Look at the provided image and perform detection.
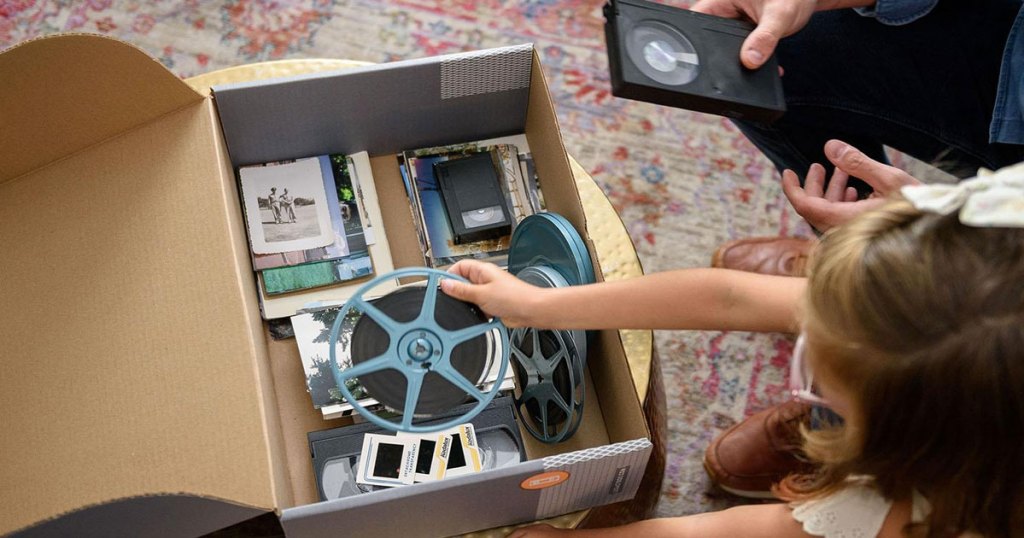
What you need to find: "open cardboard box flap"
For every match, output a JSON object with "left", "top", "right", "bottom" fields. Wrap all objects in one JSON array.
[{"left": 0, "top": 34, "right": 285, "bottom": 535}]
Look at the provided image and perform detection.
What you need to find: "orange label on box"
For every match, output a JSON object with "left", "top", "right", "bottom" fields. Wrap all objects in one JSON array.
[{"left": 520, "top": 471, "right": 570, "bottom": 490}]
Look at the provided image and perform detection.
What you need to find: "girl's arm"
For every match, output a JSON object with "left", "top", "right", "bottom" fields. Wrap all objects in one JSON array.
[
  {"left": 507, "top": 504, "right": 814, "bottom": 538},
  {"left": 506, "top": 497, "right": 914, "bottom": 538},
  {"left": 442, "top": 260, "right": 804, "bottom": 333}
]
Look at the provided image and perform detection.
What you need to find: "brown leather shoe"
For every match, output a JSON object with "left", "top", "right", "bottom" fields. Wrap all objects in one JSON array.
[
  {"left": 703, "top": 400, "right": 817, "bottom": 499},
  {"left": 711, "top": 237, "right": 815, "bottom": 277}
]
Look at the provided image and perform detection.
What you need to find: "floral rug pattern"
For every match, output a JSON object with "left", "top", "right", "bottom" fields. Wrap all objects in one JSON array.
[{"left": 2, "top": 0, "right": 814, "bottom": 517}]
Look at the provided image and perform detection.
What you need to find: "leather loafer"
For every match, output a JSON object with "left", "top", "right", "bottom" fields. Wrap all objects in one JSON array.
[
  {"left": 711, "top": 237, "right": 815, "bottom": 277},
  {"left": 703, "top": 400, "right": 817, "bottom": 499}
]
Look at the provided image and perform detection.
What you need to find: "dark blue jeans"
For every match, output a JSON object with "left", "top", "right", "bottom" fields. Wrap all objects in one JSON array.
[
  {"left": 742, "top": 0, "right": 1024, "bottom": 426},
  {"left": 735, "top": 0, "right": 1024, "bottom": 196}
]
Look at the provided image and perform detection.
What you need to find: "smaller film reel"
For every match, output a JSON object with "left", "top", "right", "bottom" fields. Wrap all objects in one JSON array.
[
  {"left": 507, "top": 213, "right": 595, "bottom": 443},
  {"left": 329, "top": 267, "right": 509, "bottom": 433},
  {"left": 510, "top": 326, "right": 585, "bottom": 444},
  {"left": 514, "top": 265, "right": 587, "bottom": 377}
]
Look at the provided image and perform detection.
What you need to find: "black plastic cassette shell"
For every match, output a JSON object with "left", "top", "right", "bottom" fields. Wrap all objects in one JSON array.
[
  {"left": 434, "top": 153, "right": 513, "bottom": 245},
  {"left": 308, "top": 396, "right": 524, "bottom": 502},
  {"left": 604, "top": 0, "right": 785, "bottom": 123}
]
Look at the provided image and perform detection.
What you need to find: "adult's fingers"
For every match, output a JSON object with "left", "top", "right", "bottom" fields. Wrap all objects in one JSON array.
[
  {"left": 824, "top": 139, "right": 919, "bottom": 193},
  {"left": 804, "top": 163, "right": 826, "bottom": 198},
  {"left": 781, "top": 168, "right": 807, "bottom": 209},
  {"left": 689, "top": 0, "right": 739, "bottom": 17},
  {"left": 824, "top": 167, "right": 849, "bottom": 202},
  {"left": 741, "top": 4, "right": 794, "bottom": 69}
]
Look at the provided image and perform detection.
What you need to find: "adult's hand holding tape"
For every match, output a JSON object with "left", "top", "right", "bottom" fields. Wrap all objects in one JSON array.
[{"left": 689, "top": 0, "right": 875, "bottom": 69}]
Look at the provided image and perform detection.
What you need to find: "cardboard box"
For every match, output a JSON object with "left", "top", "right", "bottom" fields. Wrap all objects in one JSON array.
[{"left": 0, "top": 34, "right": 651, "bottom": 537}]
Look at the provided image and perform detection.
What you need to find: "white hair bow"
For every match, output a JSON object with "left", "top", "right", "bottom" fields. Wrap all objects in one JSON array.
[{"left": 901, "top": 161, "right": 1024, "bottom": 227}]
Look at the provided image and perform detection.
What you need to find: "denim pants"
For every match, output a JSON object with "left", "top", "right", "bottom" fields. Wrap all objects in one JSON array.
[{"left": 734, "top": 0, "right": 1024, "bottom": 196}]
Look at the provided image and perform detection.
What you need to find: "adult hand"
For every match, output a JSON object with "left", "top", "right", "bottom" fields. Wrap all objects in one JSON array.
[
  {"left": 782, "top": 139, "right": 922, "bottom": 231},
  {"left": 441, "top": 260, "right": 543, "bottom": 328},
  {"left": 690, "top": 0, "right": 819, "bottom": 69}
]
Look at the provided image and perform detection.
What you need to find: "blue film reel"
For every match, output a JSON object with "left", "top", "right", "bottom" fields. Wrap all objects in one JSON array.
[
  {"left": 328, "top": 267, "right": 509, "bottom": 433},
  {"left": 510, "top": 326, "right": 585, "bottom": 444},
  {"left": 506, "top": 212, "right": 595, "bottom": 443},
  {"left": 508, "top": 212, "right": 595, "bottom": 289},
  {"left": 514, "top": 265, "right": 587, "bottom": 377}
]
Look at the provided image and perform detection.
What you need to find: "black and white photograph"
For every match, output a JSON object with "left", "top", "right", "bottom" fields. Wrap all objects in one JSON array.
[{"left": 240, "top": 157, "right": 335, "bottom": 255}]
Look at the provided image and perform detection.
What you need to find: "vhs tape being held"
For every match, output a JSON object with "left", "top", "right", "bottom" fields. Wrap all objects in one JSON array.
[
  {"left": 309, "top": 396, "right": 524, "bottom": 502},
  {"left": 604, "top": 0, "right": 785, "bottom": 123}
]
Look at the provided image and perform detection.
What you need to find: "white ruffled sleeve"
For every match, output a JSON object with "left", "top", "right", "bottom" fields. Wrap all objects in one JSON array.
[{"left": 790, "top": 483, "right": 893, "bottom": 538}]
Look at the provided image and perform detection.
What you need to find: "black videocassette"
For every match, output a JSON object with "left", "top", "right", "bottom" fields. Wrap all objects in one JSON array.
[
  {"left": 308, "top": 396, "right": 525, "bottom": 502},
  {"left": 434, "top": 152, "right": 513, "bottom": 245},
  {"left": 604, "top": 0, "right": 785, "bottom": 123}
]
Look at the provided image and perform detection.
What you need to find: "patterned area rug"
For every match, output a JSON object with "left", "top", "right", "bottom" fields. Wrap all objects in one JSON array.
[{"left": 2, "top": 0, "right": 815, "bottom": 519}]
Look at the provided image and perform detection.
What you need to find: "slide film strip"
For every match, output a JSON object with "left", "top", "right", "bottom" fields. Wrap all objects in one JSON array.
[{"left": 309, "top": 395, "right": 524, "bottom": 501}]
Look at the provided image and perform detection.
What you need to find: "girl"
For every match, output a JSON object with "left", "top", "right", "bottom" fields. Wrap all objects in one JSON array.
[{"left": 441, "top": 175, "right": 1024, "bottom": 537}]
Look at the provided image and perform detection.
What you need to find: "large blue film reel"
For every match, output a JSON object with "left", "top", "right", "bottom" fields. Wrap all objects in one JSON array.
[{"left": 328, "top": 267, "right": 509, "bottom": 433}]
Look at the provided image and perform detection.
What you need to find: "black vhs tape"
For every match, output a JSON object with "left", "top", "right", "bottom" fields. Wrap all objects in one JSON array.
[
  {"left": 309, "top": 396, "right": 524, "bottom": 502},
  {"left": 434, "top": 152, "right": 513, "bottom": 245},
  {"left": 604, "top": 0, "right": 785, "bottom": 123}
]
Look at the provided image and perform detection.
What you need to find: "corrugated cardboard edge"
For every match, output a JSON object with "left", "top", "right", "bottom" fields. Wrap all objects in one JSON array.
[
  {"left": 0, "top": 33, "right": 203, "bottom": 183},
  {"left": 524, "top": 51, "right": 587, "bottom": 236},
  {"left": 205, "top": 100, "right": 296, "bottom": 511}
]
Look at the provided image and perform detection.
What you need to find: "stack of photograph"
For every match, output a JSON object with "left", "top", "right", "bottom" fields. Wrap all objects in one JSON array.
[
  {"left": 397, "top": 134, "right": 544, "bottom": 270},
  {"left": 244, "top": 136, "right": 543, "bottom": 421},
  {"left": 238, "top": 152, "right": 396, "bottom": 320}
]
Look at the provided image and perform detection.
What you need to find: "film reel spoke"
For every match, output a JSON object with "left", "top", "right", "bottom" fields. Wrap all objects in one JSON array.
[
  {"left": 538, "top": 399, "right": 552, "bottom": 434},
  {"left": 338, "top": 354, "right": 395, "bottom": 382},
  {"left": 400, "top": 370, "right": 426, "bottom": 428},
  {"left": 436, "top": 366, "right": 487, "bottom": 402},
  {"left": 509, "top": 345, "right": 528, "bottom": 365},
  {"left": 530, "top": 327, "right": 542, "bottom": 361},
  {"left": 351, "top": 297, "right": 401, "bottom": 334},
  {"left": 415, "top": 273, "right": 442, "bottom": 325},
  {"left": 551, "top": 387, "right": 572, "bottom": 415},
  {"left": 448, "top": 319, "right": 502, "bottom": 346}
]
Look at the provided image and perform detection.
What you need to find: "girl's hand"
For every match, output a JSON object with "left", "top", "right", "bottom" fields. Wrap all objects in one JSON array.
[{"left": 441, "top": 260, "right": 545, "bottom": 328}]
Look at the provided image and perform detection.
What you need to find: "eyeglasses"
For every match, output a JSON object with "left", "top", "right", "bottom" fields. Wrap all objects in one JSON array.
[{"left": 789, "top": 334, "right": 830, "bottom": 407}]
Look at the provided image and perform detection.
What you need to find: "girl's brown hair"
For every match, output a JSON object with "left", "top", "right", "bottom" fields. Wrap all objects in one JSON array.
[{"left": 778, "top": 200, "right": 1024, "bottom": 537}]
